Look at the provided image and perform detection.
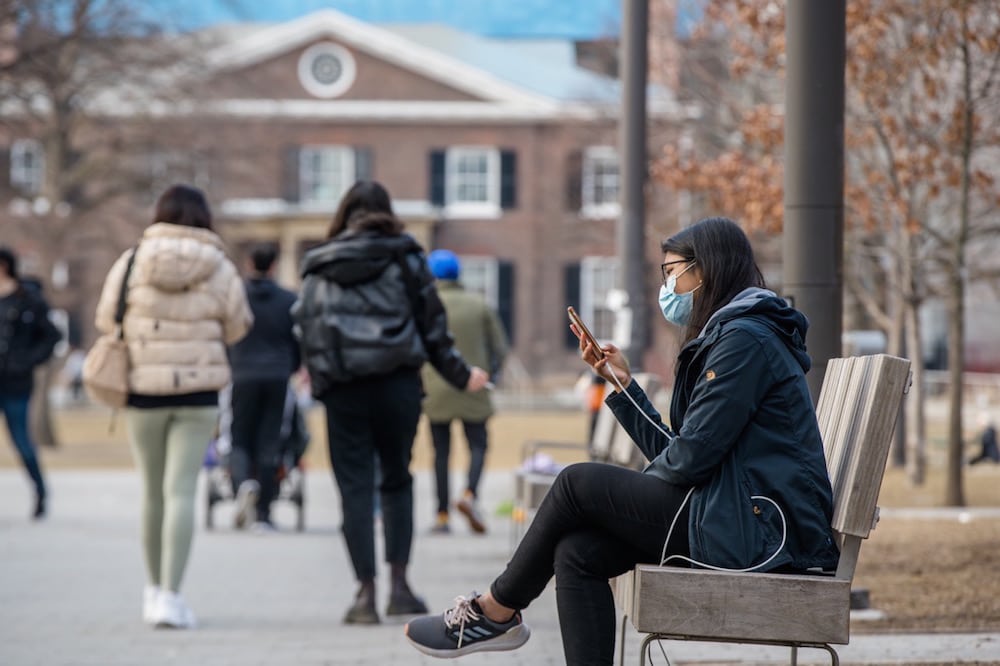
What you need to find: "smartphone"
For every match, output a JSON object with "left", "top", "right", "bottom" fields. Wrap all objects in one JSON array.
[{"left": 567, "top": 306, "right": 605, "bottom": 359}]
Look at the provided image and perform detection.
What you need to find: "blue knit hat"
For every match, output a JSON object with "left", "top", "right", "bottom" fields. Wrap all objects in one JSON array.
[{"left": 428, "top": 249, "right": 460, "bottom": 280}]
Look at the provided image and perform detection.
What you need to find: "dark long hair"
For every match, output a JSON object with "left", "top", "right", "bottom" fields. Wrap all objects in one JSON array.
[
  {"left": 661, "top": 217, "right": 766, "bottom": 345},
  {"left": 327, "top": 180, "right": 403, "bottom": 239},
  {"left": 154, "top": 184, "right": 213, "bottom": 230}
]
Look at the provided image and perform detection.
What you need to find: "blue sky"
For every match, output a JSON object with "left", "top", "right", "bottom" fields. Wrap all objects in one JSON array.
[{"left": 148, "top": 0, "right": 624, "bottom": 39}]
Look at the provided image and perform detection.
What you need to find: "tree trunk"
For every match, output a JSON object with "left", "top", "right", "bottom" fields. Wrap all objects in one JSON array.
[
  {"left": 944, "top": 9, "right": 975, "bottom": 507},
  {"left": 904, "top": 296, "right": 926, "bottom": 485},
  {"left": 887, "top": 247, "right": 906, "bottom": 468},
  {"left": 944, "top": 278, "right": 965, "bottom": 506}
]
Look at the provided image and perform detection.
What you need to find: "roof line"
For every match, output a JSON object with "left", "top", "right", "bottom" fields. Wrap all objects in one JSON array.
[{"left": 205, "top": 9, "right": 557, "bottom": 108}]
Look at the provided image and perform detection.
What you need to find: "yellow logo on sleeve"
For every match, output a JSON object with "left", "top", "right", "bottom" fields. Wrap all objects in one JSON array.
[{"left": 705, "top": 369, "right": 716, "bottom": 381}]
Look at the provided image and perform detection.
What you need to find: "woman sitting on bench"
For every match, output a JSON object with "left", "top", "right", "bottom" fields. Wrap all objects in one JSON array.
[{"left": 405, "top": 217, "right": 840, "bottom": 665}]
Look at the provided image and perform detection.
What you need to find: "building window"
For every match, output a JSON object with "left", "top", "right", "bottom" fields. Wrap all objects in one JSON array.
[
  {"left": 299, "top": 146, "right": 355, "bottom": 207},
  {"left": 297, "top": 42, "right": 357, "bottom": 99},
  {"left": 450, "top": 254, "right": 515, "bottom": 344},
  {"left": 580, "top": 256, "right": 619, "bottom": 340},
  {"left": 10, "top": 139, "right": 44, "bottom": 195},
  {"left": 445, "top": 146, "right": 500, "bottom": 217},
  {"left": 458, "top": 256, "right": 500, "bottom": 309},
  {"left": 581, "top": 146, "right": 620, "bottom": 218}
]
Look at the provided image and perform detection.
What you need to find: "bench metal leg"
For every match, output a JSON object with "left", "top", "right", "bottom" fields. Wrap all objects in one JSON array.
[
  {"left": 637, "top": 634, "right": 838, "bottom": 666},
  {"left": 618, "top": 613, "right": 628, "bottom": 666},
  {"left": 638, "top": 633, "right": 657, "bottom": 666}
]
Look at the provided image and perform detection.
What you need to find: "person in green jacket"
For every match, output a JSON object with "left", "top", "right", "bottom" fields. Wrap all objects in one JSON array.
[{"left": 422, "top": 250, "right": 508, "bottom": 535}]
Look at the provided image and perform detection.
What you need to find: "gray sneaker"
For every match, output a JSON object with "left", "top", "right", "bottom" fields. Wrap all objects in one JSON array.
[{"left": 404, "top": 594, "right": 530, "bottom": 658}]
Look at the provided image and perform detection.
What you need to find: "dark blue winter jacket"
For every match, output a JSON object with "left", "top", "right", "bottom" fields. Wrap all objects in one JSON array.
[
  {"left": 607, "top": 288, "right": 840, "bottom": 572},
  {"left": 228, "top": 277, "right": 300, "bottom": 383}
]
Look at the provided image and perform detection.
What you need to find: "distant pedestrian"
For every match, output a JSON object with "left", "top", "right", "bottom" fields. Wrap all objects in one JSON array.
[
  {"left": 227, "top": 243, "right": 301, "bottom": 531},
  {"left": 0, "top": 245, "right": 61, "bottom": 520},
  {"left": 422, "top": 249, "right": 508, "bottom": 535},
  {"left": 94, "top": 184, "right": 251, "bottom": 629},
  {"left": 292, "top": 180, "right": 490, "bottom": 625},
  {"left": 969, "top": 422, "right": 999, "bottom": 465}
]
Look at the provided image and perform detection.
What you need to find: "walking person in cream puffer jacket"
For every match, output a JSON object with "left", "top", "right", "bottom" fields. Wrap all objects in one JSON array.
[{"left": 94, "top": 184, "right": 252, "bottom": 629}]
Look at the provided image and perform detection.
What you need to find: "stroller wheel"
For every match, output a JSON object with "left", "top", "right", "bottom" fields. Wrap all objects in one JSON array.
[{"left": 205, "top": 494, "right": 215, "bottom": 530}]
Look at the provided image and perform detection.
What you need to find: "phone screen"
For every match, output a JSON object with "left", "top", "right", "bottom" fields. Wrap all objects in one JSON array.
[{"left": 567, "top": 306, "right": 605, "bottom": 358}]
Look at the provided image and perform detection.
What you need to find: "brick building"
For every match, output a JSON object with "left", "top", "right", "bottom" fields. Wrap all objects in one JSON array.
[{"left": 3, "top": 9, "right": 688, "bottom": 381}]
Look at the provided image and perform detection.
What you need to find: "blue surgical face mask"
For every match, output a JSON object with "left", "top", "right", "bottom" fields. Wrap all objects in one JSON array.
[{"left": 658, "top": 263, "right": 698, "bottom": 327}]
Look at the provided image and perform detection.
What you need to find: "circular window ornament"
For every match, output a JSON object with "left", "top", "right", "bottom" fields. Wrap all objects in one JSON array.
[{"left": 297, "top": 42, "right": 356, "bottom": 99}]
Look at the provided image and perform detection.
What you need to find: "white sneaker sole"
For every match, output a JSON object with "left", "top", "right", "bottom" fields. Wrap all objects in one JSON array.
[{"left": 406, "top": 623, "right": 530, "bottom": 658}]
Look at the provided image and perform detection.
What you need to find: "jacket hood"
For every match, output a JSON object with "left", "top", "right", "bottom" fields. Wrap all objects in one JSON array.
[
  {"left": 135, "top": 223, "right": 226, "bottom": 293},
  {"left": 300, "top": 231, "right": 422, "bottom": 285},
  {"left": 703, "top": 287, "right": 812, "bottom": 372}
]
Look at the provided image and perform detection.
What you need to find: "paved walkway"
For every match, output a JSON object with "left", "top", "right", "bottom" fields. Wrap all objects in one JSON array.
[{"left": 1, "top": 469, "right": 998, "bottom": 665}]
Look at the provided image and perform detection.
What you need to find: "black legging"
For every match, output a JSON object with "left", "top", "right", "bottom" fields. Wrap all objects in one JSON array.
[
  {"left": 491, "top": 462, "right": 691, "bottom": 666},
  {"left": 229, "top": 378, "right": 289, "bottom": 521},
  {"left": 321, "top": 369, "right": 422, "bottom": 581},
  {"left": 430, "top": 420, "right": 488, "bottom": 514}
]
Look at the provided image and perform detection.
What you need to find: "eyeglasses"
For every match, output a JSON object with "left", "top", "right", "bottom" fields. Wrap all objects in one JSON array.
[{"left": 660, "top": 259, "right": 695, "bottom": 287}]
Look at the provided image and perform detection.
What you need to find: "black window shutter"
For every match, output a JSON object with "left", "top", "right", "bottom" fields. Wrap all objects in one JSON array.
[
  {"left": 566, "top": 150, "right": 583, "bottom": 211},
  {"left": 497, "top": 260, "right": 515, "bottom": 345},
  {"left": 564, "top": 262, "right": 581, "bottom": 349},
  {"left": 282, "top": 145, "right": 300, "bottom": 203},
  {"left": 354, "top": 146, "right": 373, "bottom": 182},
  {"left": 500, "top": 149, "right": 517, "bottom": 209},
  {"left": 429, "top": 149, "right": 446, "bottom": 206}
]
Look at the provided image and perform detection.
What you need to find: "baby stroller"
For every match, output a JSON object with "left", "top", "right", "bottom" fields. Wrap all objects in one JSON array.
[{"left": 204, "top": 384, "right": 310, "bottom": 531}]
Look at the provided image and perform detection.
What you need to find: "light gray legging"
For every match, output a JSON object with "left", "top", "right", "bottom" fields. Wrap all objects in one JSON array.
[{"left": 126, "top": 406, "right": 217, "bottom": 593}]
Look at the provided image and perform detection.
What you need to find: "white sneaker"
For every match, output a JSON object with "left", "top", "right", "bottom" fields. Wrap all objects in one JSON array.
[
  {"left": 152, "top": 590, "right": 197, "bottom": 629},
  {"left": 142, "top": 585, "right": 160, "bottom": 624},
  {"left": 234, "top": 480, "right": 260, "bottom": 529}
]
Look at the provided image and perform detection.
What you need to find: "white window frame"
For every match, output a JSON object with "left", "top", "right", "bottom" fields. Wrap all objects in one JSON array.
[
  {"left": 581, "top": 146, "right": 621, "bottom": 219},
  {"left": 580, "top": 256, "right": 619, "bottom": 341},
  {"left": 444, "top": 146, "right": 501, "bottom": 219},
  {"left": 10, "top": 138, "right": 44, "bottom": 195},
  {"left": 456, "top": 255, "right": 500, "bottom": 309},
  {"left": 299, "top": 145, "right": 355, "bottom": 209}
]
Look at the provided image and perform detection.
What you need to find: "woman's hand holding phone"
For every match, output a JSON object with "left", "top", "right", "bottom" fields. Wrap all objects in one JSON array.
[{"left": 567, "top": 307, "right": 632, "bottom": 392}]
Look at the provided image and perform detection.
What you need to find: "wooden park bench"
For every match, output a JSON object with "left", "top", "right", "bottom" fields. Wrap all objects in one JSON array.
[{"left": 612, "top": 354, "right": 912, "bottom": 666}]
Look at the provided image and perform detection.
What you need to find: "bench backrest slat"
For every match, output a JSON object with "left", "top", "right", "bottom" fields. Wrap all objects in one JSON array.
[
  {"left": 589, "top": 403, "right": 619, "bottom": 462},
  {"left": 816, "top": 355, "right": 910, "bottom": 540}
]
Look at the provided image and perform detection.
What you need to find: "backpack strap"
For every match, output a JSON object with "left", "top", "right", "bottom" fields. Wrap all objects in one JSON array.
[
  {"left": 114, "top": 246, "right": 139, "bottom": 339},
  {"left": 393, "top": 249, "right": 427, "bottom": 339}
]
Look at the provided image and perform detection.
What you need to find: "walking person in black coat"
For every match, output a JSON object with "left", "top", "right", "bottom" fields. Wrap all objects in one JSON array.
[
  {"left": 293, "top": 180, "right": 490, "bottom": 625},
  {"left": 227, "top": 243, "right": 301, "bottom": 530},
  {"left": 0, "top": 245, "right": 61, "bottom": 519}
]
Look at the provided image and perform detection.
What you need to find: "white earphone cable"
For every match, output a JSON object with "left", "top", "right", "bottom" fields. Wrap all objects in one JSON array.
[{"left": 605, "top": 366, "right": 787, "bottom": 573}]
